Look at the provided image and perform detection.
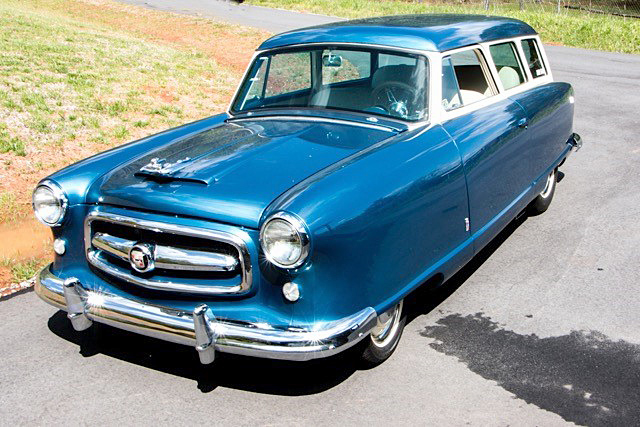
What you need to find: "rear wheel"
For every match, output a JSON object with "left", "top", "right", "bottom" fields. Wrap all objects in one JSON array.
[
  {"left": 359, "top": 300, "right": 406, "bottom": 367},
  {"left": 529, "top": 169, "right": 557, "bottom": 215}
]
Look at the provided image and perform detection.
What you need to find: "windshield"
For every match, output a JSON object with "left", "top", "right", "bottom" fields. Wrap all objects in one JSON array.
[{"left": 231, "top": 46, "right": 429, "bottom": 122}]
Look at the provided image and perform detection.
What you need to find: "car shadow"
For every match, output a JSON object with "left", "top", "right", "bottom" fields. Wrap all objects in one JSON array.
[
  {"left": 47, "top": 211, "right": 529, "bottom": 395},
  {"left": 48, "top": 310, "right": 361, "bottom": 395},
  {"left": 404, "top": 209, "right": 529, "bottom": 325}
]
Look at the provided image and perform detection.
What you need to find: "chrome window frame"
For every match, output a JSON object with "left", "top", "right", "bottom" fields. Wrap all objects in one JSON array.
[
  {"left": 484, "top": 39, "right": 530, "bottom": 92},
  {"left": 438, "top": 44, "right": 499, "bottom": 113},
  {"left": 518, "top": 37, "right": 549, "bottom": 80},
  {"left": 227, "top": 42, "right": 438, "bottom": 130},
  {"left": 439, "top": 35, "right": 554, "bottom": 121},
  {"left": 84, "top": 211, "right": 253, "bottom": 295}
]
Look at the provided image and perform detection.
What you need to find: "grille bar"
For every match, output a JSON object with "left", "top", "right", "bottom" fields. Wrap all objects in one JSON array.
[
  {"left": 92, "top": 232, "right": 239, "bottom": 272},
  {"left": 84, "top": 211, "right": 253, "bottom": 295}
]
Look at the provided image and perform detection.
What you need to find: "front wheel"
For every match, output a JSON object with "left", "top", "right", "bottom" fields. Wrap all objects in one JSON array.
[
  {"left": 359, "top": 300, "right": 406, "bottom": 368},
  {"left": 528, "top": 169, "right": 557, "bottom": 215}
]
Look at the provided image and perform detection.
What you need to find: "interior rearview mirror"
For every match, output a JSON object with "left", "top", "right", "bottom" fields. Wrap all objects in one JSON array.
[{"left": 322, "top": 53, "right": 342, "bottom": 67}]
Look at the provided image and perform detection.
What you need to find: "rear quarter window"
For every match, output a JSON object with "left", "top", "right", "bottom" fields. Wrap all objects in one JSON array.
[{"left": 521, "top": 38, "right": 547, "bottom": 78}]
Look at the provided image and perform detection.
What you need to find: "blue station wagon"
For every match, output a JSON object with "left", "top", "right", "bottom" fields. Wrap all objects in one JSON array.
[{"left": 33, "top": 14, "right": 581, "bottom": 366}]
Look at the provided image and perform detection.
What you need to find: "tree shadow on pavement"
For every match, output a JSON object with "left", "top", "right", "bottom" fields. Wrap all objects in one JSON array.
[
  {"left": 421, "top": 314, "right": 640, "bottom": 426},
  {"left": 406, "top": 183, "right": 640, "bottom": 426}
]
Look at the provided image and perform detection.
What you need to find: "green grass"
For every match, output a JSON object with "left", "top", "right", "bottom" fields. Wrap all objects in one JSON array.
[
  {"left": 0, "top": 124, "right": 26, "bottom": 156},
  {"left": 0, "top": 0, "right": 238, "bottom": 157},
  {"left": 0, "top": 192, "right": 21, "bottom": 222},
  {"left": 0, "top": 257, "right": 44, "bottom": 283},
  {"left": 248, "top": 0, "right": 640, "bottom": 53}
]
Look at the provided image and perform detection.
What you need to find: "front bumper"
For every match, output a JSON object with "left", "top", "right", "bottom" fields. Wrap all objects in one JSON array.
[{"left": 35, "top": 265, "right": 377, "bottom": 364}]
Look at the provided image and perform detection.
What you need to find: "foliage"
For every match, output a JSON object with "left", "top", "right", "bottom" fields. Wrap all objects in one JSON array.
[{"left": 248, "top": 0, "right": 640, "bottom": 53}]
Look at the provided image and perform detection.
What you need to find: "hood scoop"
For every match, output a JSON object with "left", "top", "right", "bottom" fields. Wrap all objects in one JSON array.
[{"left": 135, "top": 157, "right": 208, "bottom": 185}]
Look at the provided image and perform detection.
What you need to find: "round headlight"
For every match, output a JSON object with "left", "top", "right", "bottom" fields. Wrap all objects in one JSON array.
[
  {"left": 33, "top": 181, "right": 67, "bottom": 226},
  {"left": 260, "top": 212, "right": 310, "bottom": 269}
]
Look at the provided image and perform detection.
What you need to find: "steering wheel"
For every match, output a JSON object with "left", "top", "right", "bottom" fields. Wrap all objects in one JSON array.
[{"left": 371, "top": 81, "right": 419, "bottom": 120}]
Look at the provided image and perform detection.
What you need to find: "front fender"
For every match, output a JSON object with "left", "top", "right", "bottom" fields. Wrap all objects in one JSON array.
[{"left": 265, "top": 125, "right": 472, "bottom": 319}]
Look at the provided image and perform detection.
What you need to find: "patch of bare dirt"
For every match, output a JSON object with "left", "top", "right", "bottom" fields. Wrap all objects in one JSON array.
[
  {"left": 0, "top": 0, "right": 271, "bottom": 288},
  {"left": 61, "top": 0, "right": 270, "bottom": 73}
]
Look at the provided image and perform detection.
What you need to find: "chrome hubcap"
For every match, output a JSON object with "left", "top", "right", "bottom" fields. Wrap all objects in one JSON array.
[
  {"left": 540, "top": 170, "right": 555, "bottom": 198},
  {"left": 370, "top": 300, "right": 403, "bottom": 347}
]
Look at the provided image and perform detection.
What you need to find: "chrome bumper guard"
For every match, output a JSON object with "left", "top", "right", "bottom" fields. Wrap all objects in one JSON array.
[
  {"left": 569, "top": 133, "right": 582, "bottom": 152},
  {"left": 35, "top": 265, "right": 377, "bottom": 363}
]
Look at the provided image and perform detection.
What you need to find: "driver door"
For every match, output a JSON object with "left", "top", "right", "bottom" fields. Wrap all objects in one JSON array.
[{"left": 441, "top": 46, "right": 532, "bottom": 252}]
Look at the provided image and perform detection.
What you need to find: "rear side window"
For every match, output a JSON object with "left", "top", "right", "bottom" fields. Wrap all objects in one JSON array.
[
  {"left": 489, "top": 42, "right": 526, "bottom": 90},
  {"left": 441, "top": 49, "right": 493, "bottom": 111},
  {"left": 521, "top": 38, "right": 547, "bottom": 78}
]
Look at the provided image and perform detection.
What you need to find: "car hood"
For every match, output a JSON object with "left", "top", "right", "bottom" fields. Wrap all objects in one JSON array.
[{"left": 88, "top": 118, "right": 397, "bottom": 228}]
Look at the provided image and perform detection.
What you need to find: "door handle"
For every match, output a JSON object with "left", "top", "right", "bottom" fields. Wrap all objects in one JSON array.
[{"left": 517, "top": 117, "right": 529, "bottom": 129}]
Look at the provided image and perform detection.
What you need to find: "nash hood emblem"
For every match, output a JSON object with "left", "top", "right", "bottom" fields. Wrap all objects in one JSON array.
[
  {"left": 128, "top": 243, "right": 156, "bottom": 273},
  {"left": 139, "top": 157, "right": 191, "bottom": 176}
]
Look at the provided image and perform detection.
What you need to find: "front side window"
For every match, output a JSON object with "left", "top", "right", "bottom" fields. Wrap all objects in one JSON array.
[
  {"left": 232, "top": 46, "right": 429, "bottom": 122},
  {"left": 489, "top": 42, "right": 526, "bottom": 90},
  {"left": 441, "top": 48, "right": 493, "bottom": 111},
  {"left": 521, "top": 38, "right": 547, "bottom": 78},
  {"left": 264, "top": 52, "right": 311, "bottom": 97}
]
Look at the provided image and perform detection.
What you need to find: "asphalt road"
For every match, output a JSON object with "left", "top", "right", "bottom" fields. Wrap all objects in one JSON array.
[{"left": 2, "top": 2, "right": 640, "bottom": 426}]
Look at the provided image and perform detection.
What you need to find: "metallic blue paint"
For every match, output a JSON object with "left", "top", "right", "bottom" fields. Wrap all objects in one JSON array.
[
  {"left": 35, "top": 16, "right": 578, "bottom": 357},
  {"left": 86, "top": 119, "right": 395, "bottom": 228},
  {"left": 265, "top": 125, "right": 472, "bottom": 317},
  {"left": 259, "top": 14, "right": 537, "bottom": 52}
]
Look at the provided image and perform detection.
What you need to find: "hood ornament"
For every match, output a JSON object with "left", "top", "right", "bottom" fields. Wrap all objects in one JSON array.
[{"left": 139, "top": 157, "right": 191, "bottom": 175}]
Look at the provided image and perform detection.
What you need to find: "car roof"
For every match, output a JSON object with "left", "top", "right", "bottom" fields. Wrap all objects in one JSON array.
[{"left": 258, "top": 14, "right": 537, "bottom": 53}]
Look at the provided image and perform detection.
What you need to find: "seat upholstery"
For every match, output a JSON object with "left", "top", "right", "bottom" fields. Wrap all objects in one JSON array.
[
  {"left": 371, "top": 64, "right": 415, "bottom": 88},
  {"left": 310, "top": 86, "right": 371, "bottom": 110},
  {"left": 498, "top": 66, "right": 521, "bottom": 90},
  {"left": 459, "top": 89, "right": 486, "bottom": 105}
]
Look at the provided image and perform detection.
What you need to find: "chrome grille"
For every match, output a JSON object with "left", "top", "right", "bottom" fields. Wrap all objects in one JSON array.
[{"left": 84, "top": 211, "right": 252, "bottom": 295}]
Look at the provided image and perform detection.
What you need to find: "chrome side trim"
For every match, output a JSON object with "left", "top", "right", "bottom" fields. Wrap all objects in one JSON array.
[
  {"left": 84, "top": 211, "right": 252, "bottom": 295},
  {"left": 35, "top": 265, "right": 377, "bottom": 362},
  {"left": 92, "top": 232, "right": 239, "bottom": 272}
]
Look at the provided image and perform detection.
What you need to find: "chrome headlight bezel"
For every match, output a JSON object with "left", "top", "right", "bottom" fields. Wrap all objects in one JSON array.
[
  {"left": 259, "top": 212, "right": 310, "bottom": 269},
  {"left": 32, "top": 180, "right": 68, "bottom": 227}
]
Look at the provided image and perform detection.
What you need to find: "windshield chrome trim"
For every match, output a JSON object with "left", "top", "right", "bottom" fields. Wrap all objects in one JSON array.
[
  {"left": 227, "top": 43, "right": 435, "bottom": 127},
  {"left": 227, "top": 115, "right": 397, "bottom": 132}
]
